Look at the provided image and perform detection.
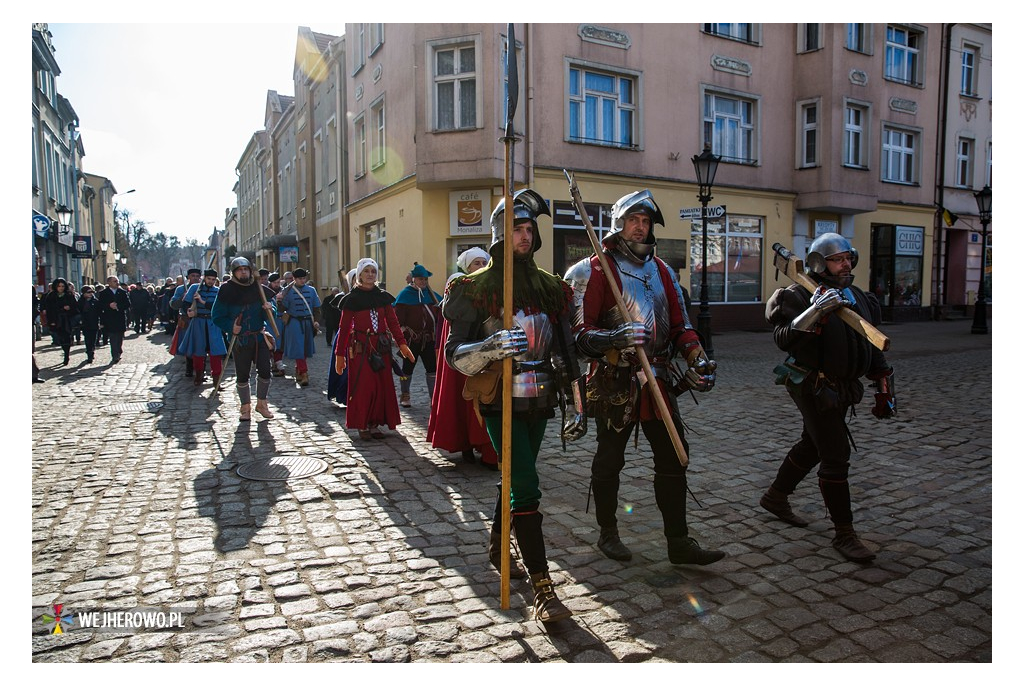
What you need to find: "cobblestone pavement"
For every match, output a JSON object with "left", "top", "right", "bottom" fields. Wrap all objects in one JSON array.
[{"left": 30, "top": 319, "right": 993, "bottom": 663}]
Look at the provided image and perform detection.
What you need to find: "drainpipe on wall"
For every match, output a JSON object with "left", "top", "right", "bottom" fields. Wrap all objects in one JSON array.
[{"left": 934, "top": 23, "right": 955, "bottom": 318}]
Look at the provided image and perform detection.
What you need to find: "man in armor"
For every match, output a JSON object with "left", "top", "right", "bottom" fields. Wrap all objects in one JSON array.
[
  {"left": 211, "top": 258, "right": 278, "bottom": 422},
  {"left": 762, "top": 232, "right": 894, "bottom": 563},
  {"left": 565, "top": 189, "right": 724, "bottom": 567},
  {"left": 176, "top": 269, "right": 228, "bottom": 387},
  {"left": 443, "top": 188, "right": 586, "bottom": 623}
]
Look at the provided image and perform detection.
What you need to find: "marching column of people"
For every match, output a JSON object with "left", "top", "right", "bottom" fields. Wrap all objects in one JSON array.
[{"left": 176, "top": 269, "right": 228, "bottom": 388}]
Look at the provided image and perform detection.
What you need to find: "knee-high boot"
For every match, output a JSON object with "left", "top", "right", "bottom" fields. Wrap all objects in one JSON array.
[
  {"left": 488, "top": 499, "right": 526, "bottom": 579},
  {"left": 819, "top": 477, "right": 875, "bottom": 562},
  {"left": 655, "top": 473, "right": 725, "bottom": 565},
  {"left": 513, "top": 511, "right": 572, "bottom": 623},
  {"left": 591, "top": 477, "right": 631, "bottom": 561}
]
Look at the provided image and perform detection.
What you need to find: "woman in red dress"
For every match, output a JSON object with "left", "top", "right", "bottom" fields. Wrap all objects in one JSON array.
[
  {"left": 334, "top": 259, "right": 415, "bottom": 439},
  {"left": 427, "top": 247, "right": 500, "bottom": 469}
]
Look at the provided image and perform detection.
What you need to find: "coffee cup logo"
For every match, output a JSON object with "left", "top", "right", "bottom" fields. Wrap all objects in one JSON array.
[{"left": 458, "top": 201, "right": 483, "bottom": 227}]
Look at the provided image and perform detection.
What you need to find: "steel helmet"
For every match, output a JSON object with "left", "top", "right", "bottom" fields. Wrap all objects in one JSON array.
[
  {"left": 805, "top": 233, "right": 859, "bottom": 274},
  {"left": 489, "top": 188, "right": 550, "bottom": 256},
  {"left": 603, "top": 189, "right": 664, "bottom": 248}
]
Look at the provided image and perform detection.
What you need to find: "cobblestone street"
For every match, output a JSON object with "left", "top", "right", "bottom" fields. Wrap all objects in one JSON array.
[{"left": 30, "top": 319, "right": 993, "bottom": 664}]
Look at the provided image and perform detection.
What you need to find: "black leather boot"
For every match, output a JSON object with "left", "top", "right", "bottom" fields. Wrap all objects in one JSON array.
[
  {"left": 488, "top": 521, "right": 526, "bottom": 579},
  {"left": 760, "top": 485, "right": 809, "bottom": 527},
  {"left": 667, "top": 536, "right": 725, "bottom": 566},
  {"left": 597, "top": 526, "right": 632, "bottom": 561},
  {"left": 832, "top": 523, "right": 876, "bottom": 562}
]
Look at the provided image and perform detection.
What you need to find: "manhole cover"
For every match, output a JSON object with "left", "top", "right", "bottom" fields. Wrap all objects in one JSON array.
[
  {"left": 237, "top": 456, "right": 328, "bottom": 481},
  {"left": 104, "top": 402, "right": 164, "bottom": 413}
]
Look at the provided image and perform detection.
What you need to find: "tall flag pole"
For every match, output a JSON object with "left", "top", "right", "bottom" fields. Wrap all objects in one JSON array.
[{"left": 498, "top": 22, "right": 519, "bottom": 610}]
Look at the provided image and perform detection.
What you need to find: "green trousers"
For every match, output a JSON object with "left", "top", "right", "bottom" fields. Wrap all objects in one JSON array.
[{"left": 484, "top": 416, "right": 547, "bottom": 511}]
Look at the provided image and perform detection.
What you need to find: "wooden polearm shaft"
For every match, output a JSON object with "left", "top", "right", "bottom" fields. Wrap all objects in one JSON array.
[
  {"left": 563, "top": 170, "right": 689, "bottom": 468},
  {"left": 498, "top": 22, "right": 520, "bottom": 610}
]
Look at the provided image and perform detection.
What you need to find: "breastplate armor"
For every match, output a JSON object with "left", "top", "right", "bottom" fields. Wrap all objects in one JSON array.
[
  {"left": 482, "top": 309, "right": 554, "bottom": 398},
  {"left": 600, "top": 252, "right": 671, "bottom": 360}
]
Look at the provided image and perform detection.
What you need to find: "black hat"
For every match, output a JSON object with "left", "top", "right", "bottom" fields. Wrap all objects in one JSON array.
[
  {"left": 204, "top": 269, "right": 218, "bottom": 278},
  {"left": 293, "top": 268, "right": 308, "bottom": 278},
  {"left": 187, "top": 268, "right": 202, "bottom": 276},
  {"left": 268, "top": 272, "right": 281, "bottom": 283},
  {"left": 258, "top": 268, "right": 270, "bottom": 277}
]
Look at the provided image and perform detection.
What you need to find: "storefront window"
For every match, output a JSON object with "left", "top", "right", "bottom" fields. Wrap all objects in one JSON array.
[
  {"left": 870, "top": 224, "right": 924, "bottom": 307},
  {"left": 551, "top": 200, "right": 612, "bottom": 275},
  {"left": 689, "top": 215, "right": 764, "bottom": 303}
]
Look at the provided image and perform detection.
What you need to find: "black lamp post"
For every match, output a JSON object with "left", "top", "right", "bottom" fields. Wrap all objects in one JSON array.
[
  {"left": 971, "top": 185, "right": 991, "bottom": 334},
  {"left": 692, "top": 144, "right": 720, "bottom": 358}
]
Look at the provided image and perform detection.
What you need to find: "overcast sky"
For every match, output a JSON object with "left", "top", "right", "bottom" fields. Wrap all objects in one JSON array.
[{"left": 45, "top": 21, "right": 346, "bottom": 245}]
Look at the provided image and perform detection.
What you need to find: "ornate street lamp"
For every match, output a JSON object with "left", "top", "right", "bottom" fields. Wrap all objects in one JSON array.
[
  {"left": 691, "top": 144, "right": 720, "bottom": 358},
  {"left": 56, "top": 206, "right": 73, "bottom": 236},
  {"left": 99, "top": 239, "right": 109, "bottom": 252},
  {"left": 971, "top": 185, "right": 992, "bottom": 334}
]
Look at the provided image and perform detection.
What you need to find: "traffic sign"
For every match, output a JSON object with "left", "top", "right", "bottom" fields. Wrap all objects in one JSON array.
[{"left": 680, "top": 205, "right": 726, "bottom": 220}]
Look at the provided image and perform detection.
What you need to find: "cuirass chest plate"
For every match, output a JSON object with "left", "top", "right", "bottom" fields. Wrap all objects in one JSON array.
[{"left": 599, "top": 254, "right": 671, "bottom": 357}]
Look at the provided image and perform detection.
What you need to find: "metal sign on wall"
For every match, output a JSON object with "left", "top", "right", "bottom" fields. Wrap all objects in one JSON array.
[
  {"left": 71, "top": 235, "right": 92, "bottom": 257},
  {"left": 449, "top": 190, "right": 491, "bottom": 236}
]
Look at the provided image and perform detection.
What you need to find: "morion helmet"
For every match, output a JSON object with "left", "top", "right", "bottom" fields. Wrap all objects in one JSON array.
[
  {"left": 805, "top": 233, "right": 859, "bottom": 275},
  {"left": 489, "top": 188, "right": 550, "bottom": 256}
]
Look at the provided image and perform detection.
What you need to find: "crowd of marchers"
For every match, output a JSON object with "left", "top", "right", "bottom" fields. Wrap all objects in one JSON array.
[{"left": 33, "top": 188, "right": 896, "bottom": 625}]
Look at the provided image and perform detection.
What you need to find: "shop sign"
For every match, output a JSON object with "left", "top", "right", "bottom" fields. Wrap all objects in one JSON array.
[
  {"left": 449, "top": 190, "right": 491, "bottom": 236},
  {"left": 895, "top": 226, "right": 924, "bottom": 256}
]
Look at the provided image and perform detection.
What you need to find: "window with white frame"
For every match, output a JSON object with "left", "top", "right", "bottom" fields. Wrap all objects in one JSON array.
[
  {"left": 363, "top": 220, "right": 386, "bottom": 287},
  {"left": 881, "top": 126, "right": 917, "bottom": 184},
  {"left": 371, "top": 97, "right": 386, "bottom": 169},
  {"left": 799, "top": 101, "right": 818, "bottom": 167},
  {"left": 567, "top": 64, "right": 637, "bottom": 149},
  {"left": 800, "top": 24, "right": 820, "bottom": 52},
  {"left": 885, "top": 25, "right": 923, "bottom": 86},
  {"left": 44, "top": 137, "right": 56, "bottom": 200},
  {"left": 298, "top": 143, "right": 307, "bottom": 200},
  {"left": 843, "top": 103, "right": 869, "bottom": 168},
  {"left": 327, "top": 119, "right": 337, "bottom": 184},
  {"left": 703, "top": 90, "right": 757, "bottom": 164},
  {"left": 353, "top": 114, "right": 366, "bottom": 178},
  {"left": 955, "top": 137, "right": 974, "bottom": 188},
  {"left": 352, "top": 23, "right": 366, "bottom": 75},
  {"left": 961, "top": 43, "right": 980, "bottom": 96},
  {"left": 32, "top": 122, "right": 39, "bottom": 190},
  {"left": 314, "top": 132, "right": 323, "bottom": 193},
  {"left": 433, "top": 41, "right": 477, "bottom": 131},
  {"left": 689, "top": 214, "right": 765, "bottom": 303},
  {"left": 846, "top": 23, "right": 870, "bottom": 53},
  {"left": 702, "top": 24, "right": 758, "bottom": 45},
  {"left": 370, "top": 23, "right": 384, "bottom": 55}
]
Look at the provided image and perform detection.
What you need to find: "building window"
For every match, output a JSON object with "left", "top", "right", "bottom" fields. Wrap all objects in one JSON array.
[
  {"left": 298, "top": 143, "right": 307, "bottom": 201},
  {"left": 313, "top": 132, "right": 323, "bottom": 193},
  {"left": 353, "top": 114, "right": 366, "bottom": 178},
  {"left": 44, "top": 137, "right": 56, "bottom": 201},
  {"left": 433, "top": 41, "right": 477, "bottom": 131},
  {"left": 551, "top": 200, "right": 613, "bottom": 275},
  {"left": 870, "top": 224, "right": 925, "bottom": 308},
  {"left": 846, "top": 23, "right": 870, "bottom": 53},
  {"left": 689, "top": 215, "right": 764, "bottom": 303},
  {"left": 371, "top": 97, "right": 385, "bottom": 169},
  {"left": 567, "top": 64, "right": 637, "bottom": 149},
  {"left": 885, "top": 25, "right": 923, "bottom": 86},
  {"left": 961, "top": 44, "right": 980, "bottom": 96},
  {"left": 352, "top": 23, "right": 366, "bottom": 75},
  {"left": 369, "top": 23, "right": 384, "bottom": 55},
  {"left": 327, "top": 120, "right": 338, "bottom": 184},
  {"left": 702, "top": 24, "right": 758, "bottom": 45},
  {"left": 843, "top": 103, "right": 869, "bottom": 168},
  {"left": 986, "top": 141, "right": 992, "bottom": 186},
  {"left": 799, "top": 24, "right": 820, "bottom": 52},
  {"left": 955, "top": 137, "right": 974, "bottom": 188},
  {"left": 799, "top": 101, "right": 818, "bottom": 167},
  {"left": 703, "top": 90, "right": 757, "bottom": 165},
  {"left": 881, "top": 125, "right": 917, "bottom": 184},
  {"left": 363, "top": 220, "right": 386, "bottom": 288}
]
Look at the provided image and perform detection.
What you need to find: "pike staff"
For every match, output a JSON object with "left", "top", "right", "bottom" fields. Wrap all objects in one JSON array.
[
  {"left": 563, "top": 170, "right": 689, "bottom": 469},
  {"left": 497, "top": 21, "right": 520, "bottom": 610}
]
